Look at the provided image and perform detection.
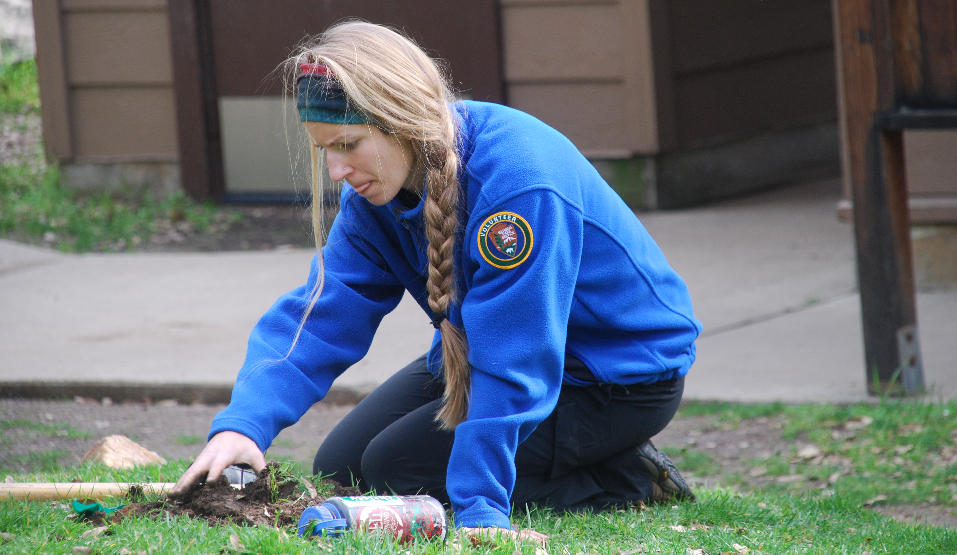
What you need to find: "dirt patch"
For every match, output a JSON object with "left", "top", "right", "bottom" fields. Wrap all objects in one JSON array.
[
  {"left": 135, "top": 205, "right": 319, "bottom": 253},
  {"left": 0, "top": 113, "right": 42, "bottom": 166},
  {"left": 0, "top": 398, "right": 355, "bottom": 473},
  {"left": 874, "top": 504, "right": 957, "bottom": 528},
  {"left": 653, "top": 414, "right": 797, "bottom": 488},
  {"left": 654, "top": 415, "right": 957, "bottom": 529},
  {"left": 85, "top": 463, "right": 361, "bottom": 529}
]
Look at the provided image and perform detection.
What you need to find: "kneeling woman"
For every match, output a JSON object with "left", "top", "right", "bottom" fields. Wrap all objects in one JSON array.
[{"left": 172, "top": 21, "right": 701, "bottom": 534}]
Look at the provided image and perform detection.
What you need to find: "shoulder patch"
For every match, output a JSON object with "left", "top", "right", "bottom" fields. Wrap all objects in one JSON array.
[{"left": 477, "top": 212, "right": 534, "bottom": 269}]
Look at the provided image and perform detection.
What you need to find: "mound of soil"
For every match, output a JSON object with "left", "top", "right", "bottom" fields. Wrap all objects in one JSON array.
[{"left": 83, "top": 463, "right": 360, "bottom": 529}]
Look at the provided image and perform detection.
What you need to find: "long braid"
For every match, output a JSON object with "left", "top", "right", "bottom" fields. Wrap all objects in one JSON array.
[{"left": 422, "top": 131, "right": 470, "bottom": 430}]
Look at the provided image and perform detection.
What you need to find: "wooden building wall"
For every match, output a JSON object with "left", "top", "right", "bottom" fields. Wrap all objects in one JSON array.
[
  {"left": 652, "top": 0, "right": 837, "bottom": 151},
  {"left": 34, "top": 0, "right": 177, "bottom": 166},
  {"left": 33, "top": 0, "right": 955, "bottom": 217},
  {"left": 500, "top": 0, "right": 658, "bottom": 158}
]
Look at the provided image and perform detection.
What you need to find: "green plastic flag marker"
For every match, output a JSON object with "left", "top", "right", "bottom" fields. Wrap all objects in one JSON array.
[{"left": 72, "top": 500, "right": 126, "bottom": 517}]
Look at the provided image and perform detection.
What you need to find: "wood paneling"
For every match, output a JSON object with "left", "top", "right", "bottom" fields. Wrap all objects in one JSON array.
[
  {"left": 502, "top": 0, "right": 659, "bottom": 155},
  {"left": 33, "top": 0, "right": 73, "bottom": 161},
  {"left": 206, "top": 0, "right": 502, "bottom": 102},
  {"left": 672, "top": 48, "right": 837, "bottom": 146},
  {"left": 905, "top": 130, "right": 957, "bottom": 195},
  {"left": 71, "top": 88, "right": 178, "bottom": 160},
  {"left": 621, "top": 0, "right": 658, "bottom": 153},
  {"left": 648, "top": 0, "right": 676, "bottom": 151},
  {"left": 653, "top": 0, "right": 838, "bottom": 151},
  {"left": 508, "top": 82, "right": 630, "bottom": 157},
  {"left": 667, "top": 0, "right": 833, "bottom": 76},
  {"left": 62, "top": 0, "right": 166, "bottom": 11},
  {"left": 64, "top": 12, "right": 172, "bottom": 86},
  {"left": 503, "top": 4, "right": 622, "bottom": 82},
  {"left": 914, "top": 0, "right": 957, "bottom": 107},
  {"left": 501, "top": 0, "right": 616, "bottom": 5}
]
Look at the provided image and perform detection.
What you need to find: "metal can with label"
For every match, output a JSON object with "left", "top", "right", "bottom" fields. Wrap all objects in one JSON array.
[{"left": 297, "top": 495, "right": 447, "bottom": 543}]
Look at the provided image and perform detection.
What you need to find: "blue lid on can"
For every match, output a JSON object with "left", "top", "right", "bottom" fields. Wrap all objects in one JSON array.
[{"left": 297, "top": 503, "right": 348, "bottom": 537}]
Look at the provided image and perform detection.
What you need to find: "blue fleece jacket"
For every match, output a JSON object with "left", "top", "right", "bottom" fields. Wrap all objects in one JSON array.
[{"left": 209, "top": 101, "right": 701, "bottom": 529}]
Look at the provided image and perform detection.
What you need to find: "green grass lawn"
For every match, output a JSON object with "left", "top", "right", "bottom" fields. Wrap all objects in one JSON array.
[{"left": 2, "top": 400, "right": 956, "bottom": 554}]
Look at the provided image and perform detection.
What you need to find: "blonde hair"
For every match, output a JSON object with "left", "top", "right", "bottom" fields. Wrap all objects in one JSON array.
[{"left": 287, "top": 21, "right": 470, "bottom": 429}]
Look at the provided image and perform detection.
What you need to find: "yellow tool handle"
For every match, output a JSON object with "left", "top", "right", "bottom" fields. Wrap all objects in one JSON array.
[{"left": 0, "top": 482, "right": 176, "bottom": 501}]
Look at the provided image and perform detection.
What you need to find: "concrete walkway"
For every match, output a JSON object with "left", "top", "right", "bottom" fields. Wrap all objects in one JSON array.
[{"left": 1, "top": 178, "right": 954, "bottom": 403}]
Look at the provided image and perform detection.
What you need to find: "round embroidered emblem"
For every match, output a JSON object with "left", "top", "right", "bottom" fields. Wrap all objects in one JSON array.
[{"left": 477, "top": 212, "right": 533, "bottom": 269}]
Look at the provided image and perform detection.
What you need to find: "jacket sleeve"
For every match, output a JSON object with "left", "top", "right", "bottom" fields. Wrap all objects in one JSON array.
[
  {"left": 448, "top": 187, "right": 583, "bottom": 528},
  {"left": 209, "top": 217, "right": 406, "bottom": 451}
]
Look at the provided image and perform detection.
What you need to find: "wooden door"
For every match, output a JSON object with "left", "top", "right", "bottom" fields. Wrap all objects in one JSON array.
[{"left": 169, "top": 0, "right": 503, "bottom": 200}]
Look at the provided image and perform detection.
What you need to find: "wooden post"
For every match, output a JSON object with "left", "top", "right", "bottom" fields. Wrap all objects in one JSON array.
[
  {"left": 167, "top": 0, "right": 224, "bottom": 201},
  {"left": 32, "top": 0, "right": 73, "bottom": 162},
  {"left": 835, "top": 0, "right": 926, "bottom": 394},
  {"left": 856, "top": 124, "right": 923, "bottom": 393}
]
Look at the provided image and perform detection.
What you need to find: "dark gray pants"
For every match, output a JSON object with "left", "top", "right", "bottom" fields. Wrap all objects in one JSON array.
[{"left": 313, "top": 355, "right": 683, "bottom": 513}]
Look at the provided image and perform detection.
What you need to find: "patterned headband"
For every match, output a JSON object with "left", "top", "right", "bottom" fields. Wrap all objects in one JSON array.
[{"left": 296, "top": 63, "right": 371, "bottom": 124}]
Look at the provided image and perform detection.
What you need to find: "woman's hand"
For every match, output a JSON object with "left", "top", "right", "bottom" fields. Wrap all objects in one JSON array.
[
  {"left": 168, "top": 431, "right": 266, "bottom": 497},
  {"left": 459, "top": 526, "right": 548, "bottom": 549}
]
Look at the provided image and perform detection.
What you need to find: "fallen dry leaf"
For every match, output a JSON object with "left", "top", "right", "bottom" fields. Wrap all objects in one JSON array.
[
  {"left": 300, "top": 477, "right": 318, "bottom": 499},
  {"left": 72, "top": 548, "right": 93, "bottom": 555},
  {"left": 80, "top": 526, "right": 108, "bottom": 539},
  {"left": 732, "top": 543, "right": 751, "bottom": 553},
  {"left": 898, "top": 424, "right": 924, "bottom": 435},
  {"left": 797, "top": 445, "right": 822, "bottom": 459},
  {"left": 775, "top": 474, "right": 805, "bottom": 484},
  {"left": 846, "top": 416, "right": 873, "bottom": 430},
  {"left": 229, "top": 533, "right": 246, "bottom": 551},
  {"left": 749, "top": 467, "right": 767, "bottom": 477},
  {"left": 687, "top": 549, "right": 705, "bottom": 555},
  {"left": 670, "top": 525, "right": 688, "bottom": 532},
  {"left": 863, "top": 495, "right": 888, "bottom": 506},
  {"left": 0, "top": 532, "right": 15, "bottom": 542},
  {"left": 691, "top": 524, "right": 712, "bottom": 530},
  {"left": 894, "top": 445, "right": 914, "bottom": 455}
]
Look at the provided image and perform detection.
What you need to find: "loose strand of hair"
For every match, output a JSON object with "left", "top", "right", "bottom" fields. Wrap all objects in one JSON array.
[{"left": 283, "top": 143, "right": 327, "bottom": 360}]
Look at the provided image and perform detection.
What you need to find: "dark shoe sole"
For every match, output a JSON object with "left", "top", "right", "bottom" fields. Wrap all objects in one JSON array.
[{"left": 636, "top": 441, "right": 696, "bottom": 502}]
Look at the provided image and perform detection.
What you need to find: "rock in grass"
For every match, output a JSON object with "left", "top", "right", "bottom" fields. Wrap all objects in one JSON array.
[{"left": 81, "top": 435, "right": 166, "bottom": 469}]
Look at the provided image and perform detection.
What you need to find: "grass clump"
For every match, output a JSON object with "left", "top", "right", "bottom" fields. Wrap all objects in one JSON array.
[
  {"left": 0, "top": 57, "right": 39, "bottom": 114},
  {"left": 0, "top": 161, "right": 240, "bottom": 252},
  {"left": 0, "top": 56, "right": 241, "bottom": 252}
]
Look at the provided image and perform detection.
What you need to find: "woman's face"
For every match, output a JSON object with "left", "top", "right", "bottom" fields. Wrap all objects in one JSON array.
[{"left": 305, "top": 121, "right": 418, "bottom": 206}]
